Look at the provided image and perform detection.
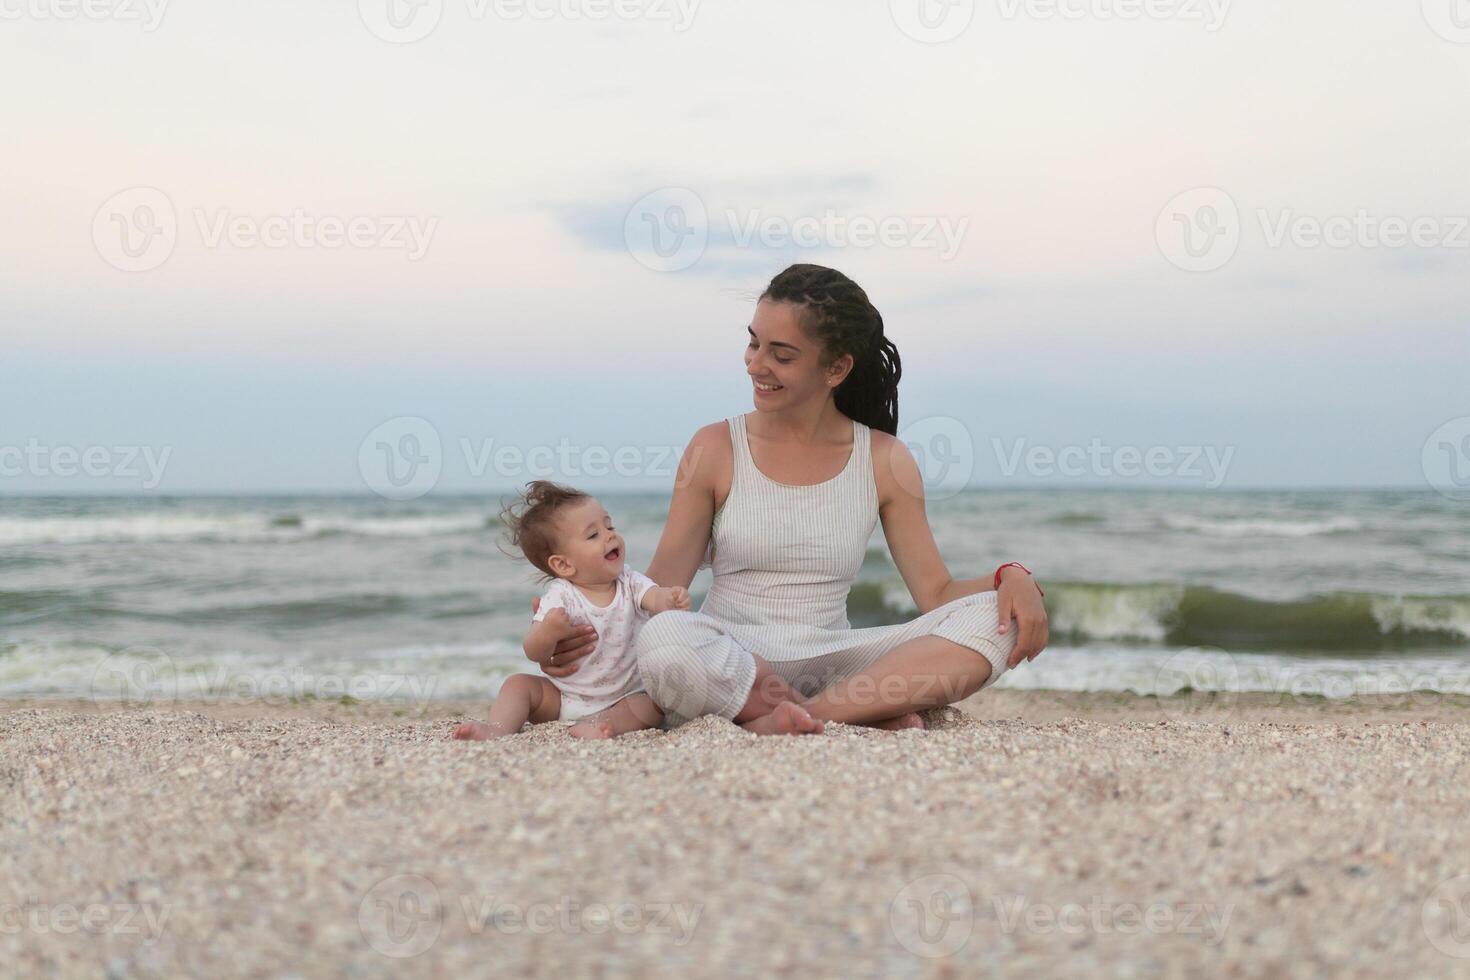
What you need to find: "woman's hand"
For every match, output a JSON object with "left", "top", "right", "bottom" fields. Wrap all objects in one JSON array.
[
  {"left": 528, "top": 599, "right": 597, "bottom": 678},
  {"left": 996, "top": 570, "right": 1049, "bottom": 668}
]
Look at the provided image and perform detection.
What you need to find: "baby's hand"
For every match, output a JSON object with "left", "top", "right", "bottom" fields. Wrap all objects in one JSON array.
[{"left": 646, "top": 586, "right": 691, "bottom": 614}]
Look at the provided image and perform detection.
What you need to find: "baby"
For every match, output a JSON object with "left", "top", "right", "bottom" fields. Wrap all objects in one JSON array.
[{"left": 453, "top": 480, "right": 689, "bottom": 741}]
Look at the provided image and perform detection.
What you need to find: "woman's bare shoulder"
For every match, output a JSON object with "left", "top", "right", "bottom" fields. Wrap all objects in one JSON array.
[
  {"left": 867, "top": 428, "right": 918, "bottom": 503},
  {"left": 678, "top": 420, "right": 734, "bottom": 492},
  {"left": 869, "top": 428, "right": 900, "bottom": 454},
  {"left": 690, "top": 419, "right": 733, "bottom": 446}
]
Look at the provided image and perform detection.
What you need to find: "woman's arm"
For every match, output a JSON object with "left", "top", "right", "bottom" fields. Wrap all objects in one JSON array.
[
  {"left": 644, "top": 422, "right": 728, "bottom": 589},
  {"left": 872, "top": 431, "right": 1049, "bottom": 666}
]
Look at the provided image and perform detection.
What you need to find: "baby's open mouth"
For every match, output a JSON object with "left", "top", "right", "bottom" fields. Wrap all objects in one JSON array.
[{"left": 604, "top": 547, "right": 621, "bottom": 561}]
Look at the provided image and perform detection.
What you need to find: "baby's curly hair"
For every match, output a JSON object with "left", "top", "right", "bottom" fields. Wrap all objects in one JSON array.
[{"left": 498, "top": 480, "right": 591, "bottom": 583}]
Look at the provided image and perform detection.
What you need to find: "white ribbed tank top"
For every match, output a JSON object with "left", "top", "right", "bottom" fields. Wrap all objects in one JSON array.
[{"left": 698, "top": 413, "right": 880, "bottom": 631}]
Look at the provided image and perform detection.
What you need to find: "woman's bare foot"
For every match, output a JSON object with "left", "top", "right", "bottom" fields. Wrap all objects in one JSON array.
[
  {"left": 866, "top": 712, "right": 926, "bottom": 732},
  {"left": 452, "top": 721, "right": 513, "bottom": 740},
  {"left": 569, "top": 720, "right": 615, "bottom": 740},
  {"left": 741, "top": 701, "right": 825, "bottom": 736}
]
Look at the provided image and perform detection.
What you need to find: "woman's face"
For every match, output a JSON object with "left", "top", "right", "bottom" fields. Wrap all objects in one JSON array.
[{"left": 744, "top": 300, "right": 850, "bottom": 412}]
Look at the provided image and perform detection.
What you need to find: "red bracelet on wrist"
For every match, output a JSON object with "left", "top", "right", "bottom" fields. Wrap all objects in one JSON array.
[{"left": 994, "top": 562, "right": 1044, "bottom": 597}]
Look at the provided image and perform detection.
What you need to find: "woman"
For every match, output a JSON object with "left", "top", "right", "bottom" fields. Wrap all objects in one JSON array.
[{"left": 531, "top": 263, "right": 1050, "bottom": 735}]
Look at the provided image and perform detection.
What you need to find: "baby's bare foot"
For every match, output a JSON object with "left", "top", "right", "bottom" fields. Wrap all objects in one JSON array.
[
  {"left": 570, "top": 720, "right": 614, "bottom": 740},
  {"left": 741, "top": 701, "right": 825, "bottom": 736},
  {"left": 452, "top": 721, "right": 510, "bottom": 740},
  {"left": 867, "top": 712, "right": 926, "bottom": 732}
]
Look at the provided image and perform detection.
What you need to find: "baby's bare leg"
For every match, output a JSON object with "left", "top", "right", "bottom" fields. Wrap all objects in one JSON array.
[
  {"left": 568, "top": 694, "right": 663, "bottom": 740},
  {"left": 453, "top": 674, "right": 561, "bottom": 740}
]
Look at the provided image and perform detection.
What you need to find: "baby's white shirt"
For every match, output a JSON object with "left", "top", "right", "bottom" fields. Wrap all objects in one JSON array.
[{"left": 532, "top": 567, "right": 658, "bottom": 720}]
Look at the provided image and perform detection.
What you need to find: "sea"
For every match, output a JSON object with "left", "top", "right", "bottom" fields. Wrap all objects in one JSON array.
[{"left": 2, "top": 489, "right": 1467, "bottom": 705}]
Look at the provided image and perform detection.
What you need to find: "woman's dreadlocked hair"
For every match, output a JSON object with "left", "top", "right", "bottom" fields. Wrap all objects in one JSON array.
[{"left": 759, "top": 264, "right": 902, "bottom": 435}]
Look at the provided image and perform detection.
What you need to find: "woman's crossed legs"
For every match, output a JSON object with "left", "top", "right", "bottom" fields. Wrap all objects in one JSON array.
[{"left": 636, "top": 593, "right": 1015, "bottom": 735}]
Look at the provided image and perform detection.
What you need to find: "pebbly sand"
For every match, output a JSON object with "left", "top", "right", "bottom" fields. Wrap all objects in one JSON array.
[{"left": 4, "top": 690, "right": 1470, "bottom": 978}]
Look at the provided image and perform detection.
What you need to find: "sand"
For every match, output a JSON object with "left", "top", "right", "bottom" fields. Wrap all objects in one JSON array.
[{"left": 3, "top": 690, "right": 1469, "bottom": 978}]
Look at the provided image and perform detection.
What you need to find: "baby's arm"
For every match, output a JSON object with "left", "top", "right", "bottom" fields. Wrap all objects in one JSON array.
[
  {"left": 524, "top": 608, "right": 571, "bottom": 665},
  {"left": 640, "top": 586, "right": 691, "bottom": 615}
]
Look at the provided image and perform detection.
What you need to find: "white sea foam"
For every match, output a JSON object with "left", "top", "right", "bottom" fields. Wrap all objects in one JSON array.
[
  {"left": 0, "top": 512, "right": 487, "bottom": 546},
  {"left": 1162, "top": 515, "right": 1363, "bottom": 538},
  {"left": 0, "top": 640, "right": 524, "bottom": 701},
  {"left": 1045, "top": 584, "right": 1183, "bottom": 642}
]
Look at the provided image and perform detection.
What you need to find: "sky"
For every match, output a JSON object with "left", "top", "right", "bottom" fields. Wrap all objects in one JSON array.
[{"left": 1, "top": 0, "right": 1467, "bottom": 494}]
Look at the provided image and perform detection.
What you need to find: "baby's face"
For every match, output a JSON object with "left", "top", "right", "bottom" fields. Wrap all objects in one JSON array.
[{"left": 551, "top": 498, "right": 625, "bottom": 583}]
